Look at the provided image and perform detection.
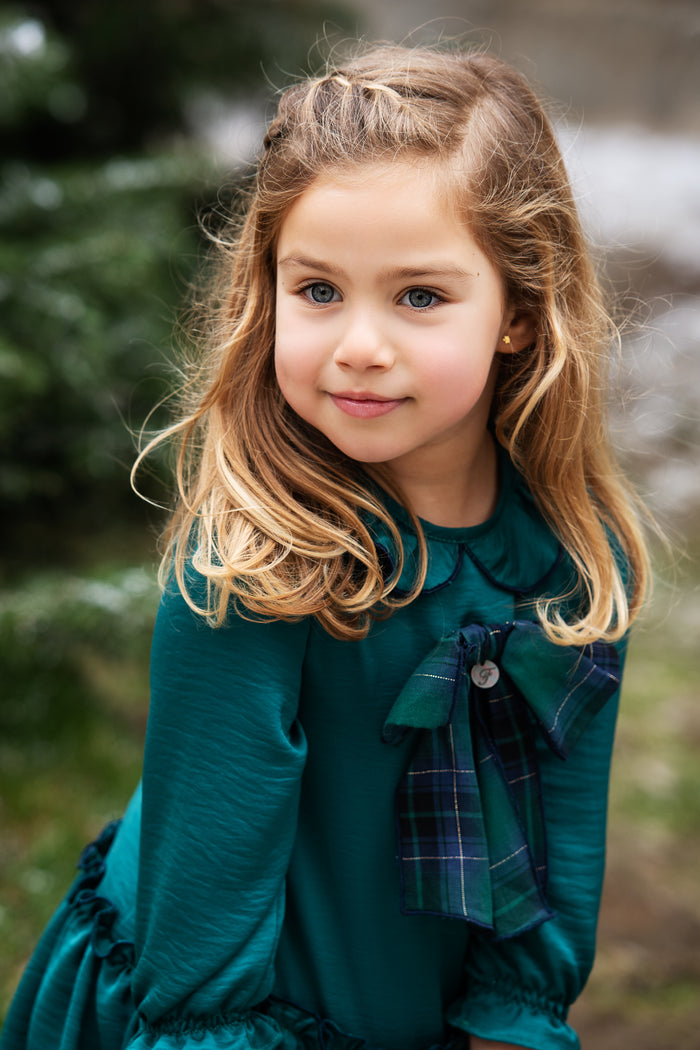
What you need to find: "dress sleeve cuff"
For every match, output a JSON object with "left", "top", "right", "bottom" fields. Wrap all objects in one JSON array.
[
  {"left": 446, "top": 981, "right": 580, "bottom": 1050},
  {"left": 127, "top": 1008, "right": 295, "bottom": 1050}
]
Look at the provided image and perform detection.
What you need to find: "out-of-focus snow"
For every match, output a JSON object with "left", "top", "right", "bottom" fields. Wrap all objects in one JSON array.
[
  {"left": 562, "top": 123, "right": 700, "bottom": 520},
  {"left": 559, "top": 123, "right": 700, "bottom": 279}
]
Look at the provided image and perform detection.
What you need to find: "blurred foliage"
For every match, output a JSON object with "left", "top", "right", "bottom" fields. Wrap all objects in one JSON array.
[
  {"left": 0, "top": 0, "right": 353, "bottom": 563},
  {"left": 0, "top": 562, "right": 159, "bottom": 1015},
  {"left": 2, "top": 0, "right": 352, "bottom": 159},
  {"left": 0, "top": 151, "right": 207, "bottom": 540},
  {"left": 568, "top": 554, "right": 700, "bottom": 1048},
  {"left": 0, "top": 564, "right": 157, "bottom": 740}
]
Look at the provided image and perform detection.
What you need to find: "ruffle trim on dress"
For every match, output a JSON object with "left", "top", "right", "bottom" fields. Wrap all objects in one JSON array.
[
  {"left": 446, "top": 979, "right": 579, "bottom": 1049},
  {"left": 5, "top": 824, "right": 469, "bottom": 1050},
  {"left": 130, "top": 1001, "right": 468, "bottom": 1050},
  {"left": 0, "top": 822, "right": 136, "bottom": 1050},
  {"left": 132, "top": 1010, "right": 285, "bottom": 1047},
  {"left": 68, "top": 819, "right": 136, "bottom": 970}
]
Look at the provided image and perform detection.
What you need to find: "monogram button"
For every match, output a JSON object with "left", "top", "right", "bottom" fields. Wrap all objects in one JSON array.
[{"left": 470, "top": 660, "right": 500, "bottom": 688}]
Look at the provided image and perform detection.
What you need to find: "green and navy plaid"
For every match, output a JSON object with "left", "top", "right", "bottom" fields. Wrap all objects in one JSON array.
[{"left": 382, "top": 621, "right": 620, "bottom": 940}]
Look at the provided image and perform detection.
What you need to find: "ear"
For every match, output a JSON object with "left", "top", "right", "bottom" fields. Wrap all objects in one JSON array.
[{"left": 499, "top": 310, "right": 537, "bottom": 354}]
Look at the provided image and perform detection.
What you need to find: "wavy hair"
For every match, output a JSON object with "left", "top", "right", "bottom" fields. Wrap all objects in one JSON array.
[{"left": 136, "top": 43, "right": 650, "bottom": 643}]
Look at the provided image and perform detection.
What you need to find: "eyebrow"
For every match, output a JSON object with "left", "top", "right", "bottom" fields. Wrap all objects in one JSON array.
[{"left": 277, "top": 254, "right": 474, "bottom": 282}]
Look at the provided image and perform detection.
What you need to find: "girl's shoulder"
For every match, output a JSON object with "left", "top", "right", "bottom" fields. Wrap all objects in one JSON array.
[{"left": 156, "top": 557, "right": 312, "bottom": 649}]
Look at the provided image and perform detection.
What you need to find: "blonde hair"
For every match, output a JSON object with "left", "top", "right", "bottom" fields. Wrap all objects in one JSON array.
[{"left": 137, "top": 43, "right": 650, "bottom": 644}]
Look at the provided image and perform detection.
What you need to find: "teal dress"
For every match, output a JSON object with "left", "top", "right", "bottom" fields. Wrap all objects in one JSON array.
[{"left": 1, "top": 457, "right": 625, "bottom": 1050}]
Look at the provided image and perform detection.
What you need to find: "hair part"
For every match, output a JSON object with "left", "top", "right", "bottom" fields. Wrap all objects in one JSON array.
[{"left": 135, "top": 41, "right": 651, "bottom": 644}]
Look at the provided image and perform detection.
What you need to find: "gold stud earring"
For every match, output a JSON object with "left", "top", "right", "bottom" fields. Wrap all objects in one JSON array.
[{"left": 502, "top": 335, "right": 511, "bottom": 345}]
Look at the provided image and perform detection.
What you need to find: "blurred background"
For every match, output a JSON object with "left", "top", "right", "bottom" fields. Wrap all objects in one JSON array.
[{"left": 1, "top": 0, "right": 698, "bottom": 1045}]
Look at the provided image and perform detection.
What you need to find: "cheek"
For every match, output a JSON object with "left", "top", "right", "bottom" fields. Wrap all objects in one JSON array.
[
  {"left": 273, "top": 301, "right": 298, "bottom": 390},
  {"left": 420, "top": 340, "right": 499, "bottom": 413},
  {"left": 273, "top": 339, "right": 294, "bottom": 399},
  {"left": 275, "top": 302, "right": 327, "bottom": 380},
  {"left": 274, "top": 331, "right": 315, "bottom": 410}
]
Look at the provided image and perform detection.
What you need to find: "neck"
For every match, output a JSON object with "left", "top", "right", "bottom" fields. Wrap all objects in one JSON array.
[{"left": 386, "top": 432, "right": 499, "bottom": 528}]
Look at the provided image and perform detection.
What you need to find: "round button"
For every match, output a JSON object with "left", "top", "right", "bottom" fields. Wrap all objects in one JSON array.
[{"left": 470, "top": 660, "right": 500, "bottom": 689}]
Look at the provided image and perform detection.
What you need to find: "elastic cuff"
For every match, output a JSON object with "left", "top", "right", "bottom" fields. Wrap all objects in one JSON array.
[{"left": 446, "top": 981, "right": 579, "bottom": 1050}]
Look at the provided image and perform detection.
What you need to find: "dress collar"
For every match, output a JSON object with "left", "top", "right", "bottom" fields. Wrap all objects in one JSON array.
[{"left": 368, "top": 448, "right": 564, "bottom": 596}]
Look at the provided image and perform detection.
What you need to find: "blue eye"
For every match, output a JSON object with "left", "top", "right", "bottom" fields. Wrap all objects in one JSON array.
[
  {"left": 403, "top": 288, "right": 439, "bottom": 309},
  {"left": 304, "top": 282, "right": 337, "bottom": 304}
]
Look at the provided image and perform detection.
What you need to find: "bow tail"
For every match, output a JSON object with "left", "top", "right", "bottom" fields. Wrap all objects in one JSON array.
[
  {"left": 472, "top": 679, "right": 555, "bottom": 939},
  {"left": 395, "top": 721, "right": 495, "bottom": 930}
]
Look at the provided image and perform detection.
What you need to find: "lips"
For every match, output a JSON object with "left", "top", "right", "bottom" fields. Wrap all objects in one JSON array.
[{"left": 329, "top": 392, "right": 406, "bottom": 419}]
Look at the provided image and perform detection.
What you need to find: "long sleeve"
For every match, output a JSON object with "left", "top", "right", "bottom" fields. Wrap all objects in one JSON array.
[
  {"left": 127, "top": 574, "right": 310, "bottom": 1048},
  {"left": 446, "top": 639, "right": 627, "bottom": 1050}
]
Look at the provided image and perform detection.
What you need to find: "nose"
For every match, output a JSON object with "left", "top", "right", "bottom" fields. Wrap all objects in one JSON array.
[{"left": 333, "top": 309, "right": 395, "bottom": 371}]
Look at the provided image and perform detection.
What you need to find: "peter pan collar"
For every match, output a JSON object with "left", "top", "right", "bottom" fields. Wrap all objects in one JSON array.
[{"left": 368, "top": 448, "right": 564, "bottom": 597}]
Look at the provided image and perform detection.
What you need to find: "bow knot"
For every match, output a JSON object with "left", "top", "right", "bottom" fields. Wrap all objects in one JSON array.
[{"left": 382, "top": 620, "right": 620, "bottom": 940}]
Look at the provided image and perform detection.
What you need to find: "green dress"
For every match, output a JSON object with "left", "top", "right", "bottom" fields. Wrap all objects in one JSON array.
[{"left": 1, "top": 456, "right": 625, "bottom": 1050}]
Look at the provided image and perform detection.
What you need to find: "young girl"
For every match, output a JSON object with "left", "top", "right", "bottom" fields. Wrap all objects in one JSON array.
[{"left": 2, "top": 44, "right": 649, "bottom": 1050}]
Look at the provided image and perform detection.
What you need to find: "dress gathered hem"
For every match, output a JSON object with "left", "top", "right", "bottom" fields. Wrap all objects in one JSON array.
[{"left": 1, "top": 826, "right": 470, "bottom": 1050}]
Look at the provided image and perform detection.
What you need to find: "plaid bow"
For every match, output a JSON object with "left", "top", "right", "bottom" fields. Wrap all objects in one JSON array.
[{"left": 382, "top": 621, "right": 620, "bottom": 940}]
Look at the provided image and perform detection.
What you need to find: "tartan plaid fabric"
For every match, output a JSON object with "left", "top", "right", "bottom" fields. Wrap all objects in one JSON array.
[{"left": 382, "top": 621, "right": 620, "bottom": 940}]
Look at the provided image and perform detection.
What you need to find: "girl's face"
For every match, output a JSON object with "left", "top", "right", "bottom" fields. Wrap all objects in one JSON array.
[{"left": 274, "top": 161, "right": 524, "bottom": 513}]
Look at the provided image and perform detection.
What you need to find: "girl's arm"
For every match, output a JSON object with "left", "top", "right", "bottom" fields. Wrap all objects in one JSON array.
[
  {"left": 128, "top": 570, "right": 310, "bottom": 1049},
  {"left": 448, "top": 639, "right": 627, "bottom": 1050}
]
